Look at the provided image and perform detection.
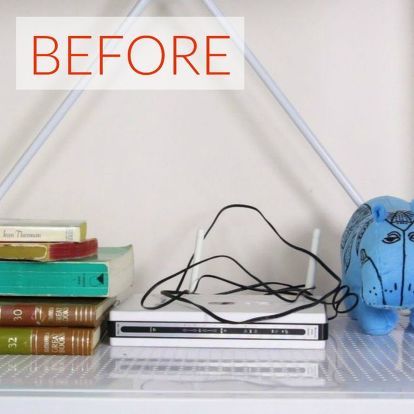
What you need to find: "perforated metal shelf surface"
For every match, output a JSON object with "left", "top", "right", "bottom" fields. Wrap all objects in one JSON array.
[{"left": 0, "top": 316, "right": 413, "bottom": 413}]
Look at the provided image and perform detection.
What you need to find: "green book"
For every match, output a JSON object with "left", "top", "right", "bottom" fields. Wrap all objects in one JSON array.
[
  {"left": 0, "top": 326, "right": 101, "bottom": 355},
  {"left": 0, "top": 246, "right": 134, "bottom": 297}
]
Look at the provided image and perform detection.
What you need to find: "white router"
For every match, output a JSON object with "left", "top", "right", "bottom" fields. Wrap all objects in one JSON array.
[{"left": 109, "top": 228, "right": 327, "bottom": 349}]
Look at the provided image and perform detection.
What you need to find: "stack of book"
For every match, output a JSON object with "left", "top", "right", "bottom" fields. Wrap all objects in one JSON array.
[{"left": 0, "top": 219, "right": 134, "bottom": 356}]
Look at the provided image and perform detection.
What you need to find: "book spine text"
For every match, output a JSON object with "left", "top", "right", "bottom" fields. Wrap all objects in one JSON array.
[
  {"left": 0, "top": 224, "right": 86, "bottom": 242},
  {"left": 0, "top": 327, "right": 96, "bottom": 355},
  {"left": 0, "top": 304, "right": 97, "bottom": 327}
]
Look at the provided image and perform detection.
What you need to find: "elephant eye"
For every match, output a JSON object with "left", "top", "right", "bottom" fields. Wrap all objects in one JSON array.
[
  {"left": 382, "top": 231, "right": 401, "bottom": 244},
  {"left": 408, "top": 232, "right": 414, "bottom": 242}
]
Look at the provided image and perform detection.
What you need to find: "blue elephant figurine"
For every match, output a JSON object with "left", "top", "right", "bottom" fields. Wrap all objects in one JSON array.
[{"left": 341, "top": 196, "right": 414, "bottom": 334}]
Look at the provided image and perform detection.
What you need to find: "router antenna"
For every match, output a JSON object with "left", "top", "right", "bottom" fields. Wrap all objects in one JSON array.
[
  {"left": 189, "top": 228, "right": 205, "bottom": 293},
  {"left": 305, "top": 228, "right": 321, "bottom": 289}
]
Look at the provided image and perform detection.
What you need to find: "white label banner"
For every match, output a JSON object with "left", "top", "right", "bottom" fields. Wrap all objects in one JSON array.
[{"left": 16, "top": 17, "right": 244, "bottom": 90}]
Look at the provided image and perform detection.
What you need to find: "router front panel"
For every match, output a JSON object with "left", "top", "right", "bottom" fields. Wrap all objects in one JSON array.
[{"left": 109, "top": 294, "right": 328, "bottom": 349}]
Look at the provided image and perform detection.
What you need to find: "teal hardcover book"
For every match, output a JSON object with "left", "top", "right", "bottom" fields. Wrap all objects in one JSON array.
[{"left": 0, "top": 246, "right": 134, "bottom": 297}]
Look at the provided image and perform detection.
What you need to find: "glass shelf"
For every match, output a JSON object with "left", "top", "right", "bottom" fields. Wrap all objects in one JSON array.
[{"left": 0, "top": 316, "right": 413, "bottom": 413}]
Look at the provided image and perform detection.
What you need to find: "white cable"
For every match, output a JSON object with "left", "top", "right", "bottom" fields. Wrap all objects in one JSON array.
[
  {"left": 202, "top": 0, "right": 364, "bottom": 207},
  {"left": 0, "top": 0, "right": 151, "bottom": 203}
]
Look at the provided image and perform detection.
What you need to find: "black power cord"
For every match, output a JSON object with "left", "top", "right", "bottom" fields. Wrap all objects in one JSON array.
[{"left": 141, "top": 204, "right": 358, "bottom": 323}]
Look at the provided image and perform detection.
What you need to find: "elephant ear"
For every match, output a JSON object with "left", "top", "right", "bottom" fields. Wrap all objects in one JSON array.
[{"left": 372, "top": 203, "right": 388, "bottom": 222}]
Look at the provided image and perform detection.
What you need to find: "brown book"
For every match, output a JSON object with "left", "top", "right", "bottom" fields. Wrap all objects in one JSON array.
[
  {"left": 0, "top": 326, "right": 102, "bottom": 355},
  {"left": 0, "top": 297, "right": 116, "bottom": 327}
]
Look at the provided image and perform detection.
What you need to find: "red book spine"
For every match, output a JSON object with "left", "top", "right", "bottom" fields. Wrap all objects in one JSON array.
[
  {"left": 48, "top": 238, "right": 98, "bottom": 260},
  {"left": 0, "top": 304, "right": 38, "bottom": 325}
]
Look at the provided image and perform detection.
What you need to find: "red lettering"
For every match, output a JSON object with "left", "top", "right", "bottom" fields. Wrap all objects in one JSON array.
[
  {"left": 99, "top": 35, "right": 123, "bottom": 75},
  {"left": 32, "top": 34, "right": 233, "bottom": 79},
  {"left": 128, "top": 35, "right": 165, "bottom": 75},
  {"left": 206, "top": 35, "right": 230, "bottom": 75},
  {"left": 173, "top": 36, "right": 200, "bottom": 75},
  {"left": 33, "top": 36, "right": 59, "bottom": 75},
  {"left": 68, "top": 36, "right": 92, "bottom": 75}
]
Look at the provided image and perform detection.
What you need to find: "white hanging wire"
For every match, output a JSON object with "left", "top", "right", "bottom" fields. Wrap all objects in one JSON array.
[
  {"left": 0, "top": 0, "right": 151, "bottom": 203},
  {"left": 202, "top": 0, "right": 364, "bottom": 207},
  {"left": 0, "top": 0, "right": 364, "bottom": 207}
]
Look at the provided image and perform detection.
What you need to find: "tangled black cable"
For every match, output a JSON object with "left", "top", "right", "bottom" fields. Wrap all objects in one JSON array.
[{"left": 141, "top": 204, "right": 358, "bottom": 323}]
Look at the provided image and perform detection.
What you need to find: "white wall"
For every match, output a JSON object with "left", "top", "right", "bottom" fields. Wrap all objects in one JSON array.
[{"left": 0, "top": 0, "right": 413, "bottom": 293}]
